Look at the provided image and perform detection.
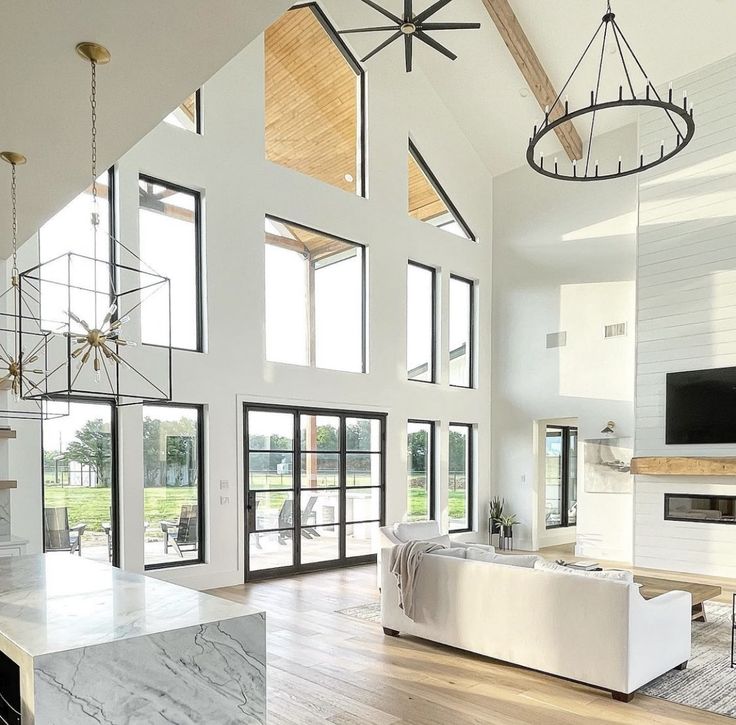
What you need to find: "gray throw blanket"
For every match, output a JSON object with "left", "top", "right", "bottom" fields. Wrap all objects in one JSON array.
[{"left": 389, "top": 540, "right": 445, "bottom": 621}]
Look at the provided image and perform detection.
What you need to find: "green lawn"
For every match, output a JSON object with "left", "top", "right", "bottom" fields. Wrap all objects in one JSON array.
[
  {"left": 44, "top": 486, "right": 197, "bottom": 535},
  {"left": 408, "top": 488, "right": 467, "bottom": 520}
]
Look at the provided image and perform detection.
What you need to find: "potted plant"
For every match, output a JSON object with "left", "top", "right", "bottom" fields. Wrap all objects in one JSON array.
[
  {"left": 498, "top": 513, "right": 519, "bottom": 546},
  {"left": 489, "top": 496, "right": 504, "bottom": 536}
]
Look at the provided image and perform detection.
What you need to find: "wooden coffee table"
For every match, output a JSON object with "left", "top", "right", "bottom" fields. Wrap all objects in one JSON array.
[{"left": 635, "top": 575, "right": 722, "bottom": 622}]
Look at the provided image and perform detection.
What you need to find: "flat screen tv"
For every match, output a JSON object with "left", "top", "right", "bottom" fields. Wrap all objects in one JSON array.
[{"left": 666, "top": 366, "right": 736, "bottom": 444}]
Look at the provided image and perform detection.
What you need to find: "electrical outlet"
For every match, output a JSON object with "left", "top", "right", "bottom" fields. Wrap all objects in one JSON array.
[{"left": 220, "top": 496, "right": 230, "bottom": 505}]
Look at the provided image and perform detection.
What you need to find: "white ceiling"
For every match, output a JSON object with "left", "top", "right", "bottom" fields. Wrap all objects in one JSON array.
[
  {"left": 330, "top": 0, "right": 736, "bottom": 176},
  {"left": 0, "top": 0, "right": 291, "bottom": 258}
]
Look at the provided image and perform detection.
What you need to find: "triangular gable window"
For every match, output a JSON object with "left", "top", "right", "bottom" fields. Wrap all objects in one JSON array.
[{"left": 408, "top": 140, "right": 475, "bottom": 240}]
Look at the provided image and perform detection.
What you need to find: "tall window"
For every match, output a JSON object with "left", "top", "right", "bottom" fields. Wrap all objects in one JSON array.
[
  {"left": 407, "top": 262, "right": 436, "bottom": 382},
  {"left": 449, "top": 275, "right": 474, "bottom": 388},
  {"left": 407, "top": 420, "right": 435, "bottom": 522},
  {"left": 143, "top": 404, "right": 204, "bottom": 569},
  {"left": 265, "top": 217, "right": 365, "bottom": 372},
  {"left": 245, "top": 405, "right": 385, "bottom": 579},
  {"left": 39, "top": 171, "right": 113, "bottom": 331},
  {"left": 408, "top": 141, "right": 475, "bottom": 240},
  {"left": 545, "top": 425, "right": 578, "bottom": 529},
  {"left": 42, "top": 400, "right": 117, "bottom": 565},
  {"left": 449, "top": 424, "right": 473, "bottom": 532},
  {"left": 265, "top": 4, "right": 364, "bottom": 195},
  {"left": 139, "top": 176, "right": 202, "bottom": 351},
  {"left": 164, "top": 91, "right": 201, "bottom": 134}
]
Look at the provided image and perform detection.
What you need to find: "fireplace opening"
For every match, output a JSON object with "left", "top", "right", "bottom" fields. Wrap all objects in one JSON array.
[{"left": 665, "top": 493, "right": 736, "bottom": 524}]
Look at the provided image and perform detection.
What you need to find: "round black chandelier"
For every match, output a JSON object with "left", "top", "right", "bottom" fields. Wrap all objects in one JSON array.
[{"left": 527, "top": 1, "right": 695, "bottom": 182}]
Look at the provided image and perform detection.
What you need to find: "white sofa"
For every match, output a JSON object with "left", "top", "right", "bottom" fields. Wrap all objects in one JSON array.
[{"left": 381, "top": 547, "right": 692, "bottom": 701}]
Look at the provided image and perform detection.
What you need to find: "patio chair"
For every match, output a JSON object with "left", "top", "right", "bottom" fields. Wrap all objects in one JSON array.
[
  {"left": 160, "top": 504, "right": 199, "bottom": 558},
  {"left": 44, "top": 507, "right": 87, "bottom": 556},
  {"left": 277, "top": 496, "right": 320, "bottom": 543}
]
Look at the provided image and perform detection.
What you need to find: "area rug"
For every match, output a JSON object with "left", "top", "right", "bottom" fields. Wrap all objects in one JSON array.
[
  {"left": 336, "top": 602, "right": 381, "bottom": 623},
  {"left": 338, "top": 600, "right": 736, "bottom": 718},
  {"left": 641, "top": 601, "right": 736, "bottom": 719}
]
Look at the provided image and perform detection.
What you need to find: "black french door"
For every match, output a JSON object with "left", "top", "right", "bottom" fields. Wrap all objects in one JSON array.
[{"left": 244, "top": 403, "right": 386, "bottom": 581}]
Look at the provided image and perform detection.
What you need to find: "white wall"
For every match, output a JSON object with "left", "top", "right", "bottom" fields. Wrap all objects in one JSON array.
[
  {"left": 634, "top": 54, "right": 736, "bottom": 578},
  {"left": 492, "top": 125, "right": 637, "bottom": 558},
  {"left": 6, "top": 6, "right": 493, "bottom": 589}
]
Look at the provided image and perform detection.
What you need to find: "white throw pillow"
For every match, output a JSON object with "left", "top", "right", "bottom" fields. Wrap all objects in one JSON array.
[
  {"left": 429, "top": 547, "right": 467, "bottom": 559},
  {"left": 534, "top": 559, "right": 634, "bottom": 583},
  {"left": 426, "top": 534, "right": 452, "bottom": 547},
  {"left": 466, "top": 548, "right": 541, "bottom": 568},
  {"left": 393, "top": 521, "right": 441, "bottom": 542},
  {"left": 451, "top": 542, "right": 495, "bottom": 553}
]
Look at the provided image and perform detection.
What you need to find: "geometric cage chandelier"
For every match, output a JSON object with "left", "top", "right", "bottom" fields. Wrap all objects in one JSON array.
[
  {"left": 19, "top": 42, "right": 173, "bottom": 406},
  {"left": 526, "top": 0, "right": 696, "bottom": 182}
]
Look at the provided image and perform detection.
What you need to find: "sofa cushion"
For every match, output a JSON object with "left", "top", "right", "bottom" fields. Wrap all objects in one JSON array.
[
  {"left": 393, "top": 521, "right": 441, "bottom": 542},
  {"left": 428, "top": 547, "right": 467, "bottom": 559},
  {"left": 450, "top": 542, "right": 495, "bottom": 553},
  {"left": 534, "top": 559, "right": 634, "bottom": 583},
  {"left": 466, "top": 549, "right": 541, "bottom": 568},
  {"left": 426, "top": 534, "right": 452, "bottom": 547}
]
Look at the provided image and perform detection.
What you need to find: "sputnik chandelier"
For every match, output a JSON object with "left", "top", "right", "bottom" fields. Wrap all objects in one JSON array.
[
  {"left": 19, "top": 42, "right": 173, "bottom": 405},
  {"left": 526, "top": 1, "right": 696, "bottom": 182},
  {"left": 339, "top": 0, "right": 480, "bottom": 73},
  {"left": 0, "top": 153, "right": 67, "bottom": 419}
]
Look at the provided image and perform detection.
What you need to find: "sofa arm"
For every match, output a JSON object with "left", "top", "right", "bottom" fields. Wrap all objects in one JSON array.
[{"left": 627, "top": 589, "right": 692, "bottom": 692}]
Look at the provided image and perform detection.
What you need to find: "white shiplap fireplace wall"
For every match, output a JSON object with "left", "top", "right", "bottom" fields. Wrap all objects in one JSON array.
[{"left": 635, "top": 54, "right": 736, "bottom": 578}]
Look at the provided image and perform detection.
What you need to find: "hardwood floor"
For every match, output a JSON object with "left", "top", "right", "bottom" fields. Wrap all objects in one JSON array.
[{"left": 213, "top": 563, "right": 732, "bottom": 725}]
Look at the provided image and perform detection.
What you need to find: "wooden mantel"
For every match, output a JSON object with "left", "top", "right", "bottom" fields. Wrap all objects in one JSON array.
[
  {"left": 0, "top": 480, "right": 17, "bottom": 490},
  {"left": 631, "top": 457, "right": 736, "bottom": 476}
]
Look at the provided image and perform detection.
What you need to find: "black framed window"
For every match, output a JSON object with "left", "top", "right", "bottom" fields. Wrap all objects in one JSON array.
[
  {"left": 545, "top": 425, "right": 578, "bottom": 529},
  {"left": 449, "top": 423, "right": 473, "bottom": 532},
  {"left": 42, "top": 398, "right": 119, "bottom": 566},
  {"left": 164, "top": 90, "right": 201, "bottom": 134},
  {"left": 245, "top": 404, "right": 385, "bottom": 581},
  {"left": 407, "top": 262, "right": 436, "bottom": 383},
  {"left": 408, "top": 140, "right": 475, "bottom": 241},
  {"left": 407, "top": 420, "right": 435, "bottom": 522},
  {"left": 143, "top": 403, "right": 205, "bottom": 570},
  {"left": 449, "top": 275, "right": 475, "bottom": 388},
  {"left": 139, "top": 176, "right": 203, "bottom": 352},
  {"left": 264, "top": 216, "right": 366, "bottom": 373},
  {"left": 265, "top": 3, "right": 365, "bottom": 196}
]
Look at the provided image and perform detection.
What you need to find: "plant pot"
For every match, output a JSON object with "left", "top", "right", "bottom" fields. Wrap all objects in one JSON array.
[
  {"left": 491, "top": 521, "right": 501, "bottom": 536},
  {"left": 502, "top": 525, "right": 514, "bottom": 538}
]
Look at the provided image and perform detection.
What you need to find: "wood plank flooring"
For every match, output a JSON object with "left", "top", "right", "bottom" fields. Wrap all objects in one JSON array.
[{"left": 213, "top": 562, "right": 732, "bottom": 725}]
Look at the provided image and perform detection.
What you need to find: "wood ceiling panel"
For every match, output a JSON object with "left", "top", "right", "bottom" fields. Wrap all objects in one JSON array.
[
  {"left": 265, "top": 7, "right": 361, "bottom": 194},
  {"left": 408, "top": 153, "right": 449, "bottom": 223}
]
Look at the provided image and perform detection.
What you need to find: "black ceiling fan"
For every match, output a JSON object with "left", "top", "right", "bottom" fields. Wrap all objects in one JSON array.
[{"left": 339, "top": 0, "right": 481, "bottom": 73}]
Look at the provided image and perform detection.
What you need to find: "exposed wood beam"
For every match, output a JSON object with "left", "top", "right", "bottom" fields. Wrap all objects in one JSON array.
[{"left": 481, "top": 0, "right": 583, "bottom": 162}]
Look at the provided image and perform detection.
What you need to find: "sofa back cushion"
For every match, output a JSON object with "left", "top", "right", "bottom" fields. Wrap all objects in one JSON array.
[
  {"left": 393, "top": 521, "right": 442, "bottom": 542},
  {"left": 429, "top": 547, "right": 467, "bottom": 559},
  {"left": 466, "top": 548, "right": 541, "bottom": 568},
  {"left": 534, "top": 559, "right": 634, "bottom": 583}
]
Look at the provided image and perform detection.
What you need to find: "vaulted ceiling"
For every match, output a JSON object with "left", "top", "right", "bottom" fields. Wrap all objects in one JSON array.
[{"left": 0, "top": 0, "right": 292, "bottom": 258}]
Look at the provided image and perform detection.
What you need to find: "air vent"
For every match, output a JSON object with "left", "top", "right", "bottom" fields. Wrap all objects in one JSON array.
[
  {"left": 604, "top": 322, "right": 627, "bottom": 339},
  {"left": 546, "top": 331, "right": 567, "bottom": 349}
]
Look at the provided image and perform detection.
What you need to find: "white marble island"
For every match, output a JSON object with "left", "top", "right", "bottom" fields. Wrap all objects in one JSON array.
[{"left": 0, "top": 555, "right": 266, "bottom": 724}]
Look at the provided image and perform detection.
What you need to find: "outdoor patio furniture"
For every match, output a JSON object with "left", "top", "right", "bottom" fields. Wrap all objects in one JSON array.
[
  {"left": 44, "top": 507, "right": 87, "bottom": 556},
  {"left": 160, "top": 504, "right": 199, "bottom": 558},
  {"left": 278, "top": 496, "right": 320, "bottom": 543}
]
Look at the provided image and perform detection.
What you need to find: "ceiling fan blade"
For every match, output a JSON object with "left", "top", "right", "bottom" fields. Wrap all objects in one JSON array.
[
  {"left": 358, "top": 0, "right": 403, "bottom": 24},
  {"left": 415, "top": 31, "right": 457, "bottom": 60},
  {"left": 418, "top": 22, "right": 481, "bottom": 30},
  {"left": 405, "top": 35, "right": 413, "bottom": 72},
  {"left": 361, "top": 31, "right": 403, "bottom": 62},
  {"left": 404, "top": 0, "right": 412, "bottom": 21},
  {"left": 415, "top": 0, "right": 454, "bottom": 23},
  {"left": 339, "top": 26, "right": 400, "bottom": 34}
]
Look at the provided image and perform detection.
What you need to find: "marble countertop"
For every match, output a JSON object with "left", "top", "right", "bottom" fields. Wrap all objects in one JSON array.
[{"left": 0, "top": 554, "right": 263, "bottom": 658}]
